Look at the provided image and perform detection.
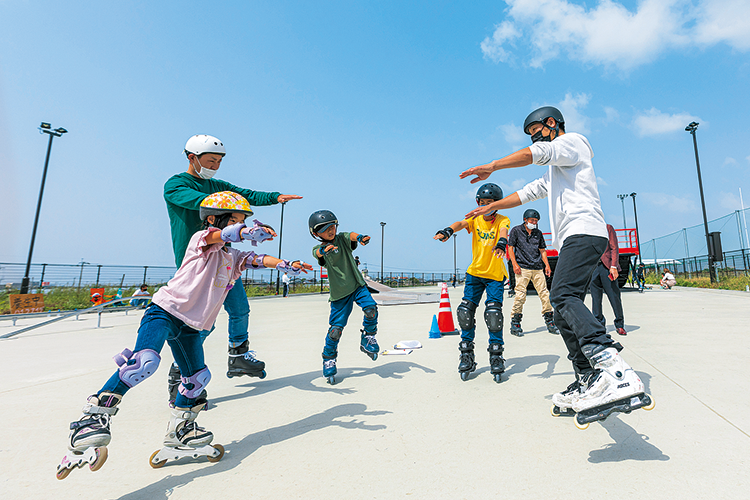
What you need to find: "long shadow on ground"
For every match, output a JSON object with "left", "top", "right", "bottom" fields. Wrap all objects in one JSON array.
[{"left": 115, "top": 403, "right": 390, "bottom": 500}]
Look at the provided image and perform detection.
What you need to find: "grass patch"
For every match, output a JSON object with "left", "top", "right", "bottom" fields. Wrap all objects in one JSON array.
[{"left": 645, "top": 273, "right": 750, "bottom": 291}]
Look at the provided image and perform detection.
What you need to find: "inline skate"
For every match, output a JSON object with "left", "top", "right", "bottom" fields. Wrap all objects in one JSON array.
[
  {"left": 510, "top": 314, "right": 523, "bottom": 336},
  {"left": 227, "top": 340, "right": 267, "bottom": 379},
  {"left": 149, "top": 401, "right": 224, "bottom": 468},
  {"left": 543, "top": 311, "right": 559, "bottom": 334},
  {"left": 56, "top": 393, "right": 121, "bottom": 480},
  {"left": 322, "top": 348, "right": 338, "bottom": 385},
  {"left": 359, "top": 330, "right": 379, "bottom": 361},
  {"left": 458, "top": 340, "right": 477, "bottom": 381},
  {"left": 488, "top": 343, "right": 505, "bottom": 383}
]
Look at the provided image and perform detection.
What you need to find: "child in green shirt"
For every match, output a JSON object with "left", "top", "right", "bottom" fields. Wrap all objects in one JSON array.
[{"left": 309, "top": 210, "right": 379, "bottom": 384}]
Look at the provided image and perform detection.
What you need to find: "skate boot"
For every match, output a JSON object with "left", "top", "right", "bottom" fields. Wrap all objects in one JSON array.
[
  {"left": 167, "top": 363, "right": 181, "bottom": 405},
  {"left": 322, "top": 347, "right": 338, "bottom": 385},
  {"left": 488, "top": 343, "right": 505, "bottom": 383},
  {"left": 168, "top": 363, "right": 209, "bottom": 409},
  {"left": 56, "top": 392, "right": 121, "bottom": 480},
  {"left": 571, "top": 344, "right": 654, "bottom": 429},
  {"left": 149, "top": 402, "right": 224, "bottom": 468},
  {"left": 458, "top": 340, "right": 477, "bottom": 381},
  {"left": 543, "top": 312, "right": 559, "bottom": 334},
  {"left": 359, "top": 330, "right": 379, "bottom": 361},
  {"left": 550, "top": 367, "right": 593, "bottom": 417},
  {"left": 227, "top": 340, "right": 267, "bottom": 379},
  {"left": 510, "top": 313, "right": 523, "bottom": 337}
]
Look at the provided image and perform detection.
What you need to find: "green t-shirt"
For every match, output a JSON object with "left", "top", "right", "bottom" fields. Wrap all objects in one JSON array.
[
  {"left": 164, "top": 172, "right": 280, "bottom": 266},
  {"left": 313, "top": 232, "right": 365, "bottom": 302}
]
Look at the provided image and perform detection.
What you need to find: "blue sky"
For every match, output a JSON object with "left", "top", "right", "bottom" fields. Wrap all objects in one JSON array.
[{"left": 2, "top": 0, "right": 749, "bottom": 274}]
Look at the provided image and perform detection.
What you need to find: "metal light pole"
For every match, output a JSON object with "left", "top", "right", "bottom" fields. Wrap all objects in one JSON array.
[
  {"left": 21, "top": 123, "right": 68, "bottom": 294},
  {"left": 685, "top": 122, "right": 716, "bottom": 283},
  {"left": 275, "top": 201, "right": 286, "bottom": 294},
  {"left": 453, "top": 233, "right": 457, "bottom": 284},
  {"left": 617, "top": 194, "right": 628, "bottom": 229},
  {"left": 629, "top": 193, "right": 642, "bottom": 266},
  {"left": 380, "top": 222, "right": 386, "bottom": 283}
]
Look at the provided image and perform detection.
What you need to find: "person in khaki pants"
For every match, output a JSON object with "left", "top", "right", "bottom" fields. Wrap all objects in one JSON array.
[{"left": 507, "top": 209, "right": 558, "bottom": 336}]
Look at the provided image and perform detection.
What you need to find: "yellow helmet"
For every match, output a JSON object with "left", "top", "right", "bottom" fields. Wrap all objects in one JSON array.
[{"left": 199, "top": 191, "right": 254, "bottom": 220}]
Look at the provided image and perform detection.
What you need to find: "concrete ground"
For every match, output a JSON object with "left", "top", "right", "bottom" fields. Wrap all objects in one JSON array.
[{"left": 1, "top": 284, "right": 748, "bottom": 500}]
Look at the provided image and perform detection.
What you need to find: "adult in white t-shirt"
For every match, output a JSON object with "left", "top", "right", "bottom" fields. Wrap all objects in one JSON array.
[
  {"left": 460, "top": 106, "right": 644, "bottom": 414},
  {"left": 282, "top": 272, "right": 291, "bottom": 297}
]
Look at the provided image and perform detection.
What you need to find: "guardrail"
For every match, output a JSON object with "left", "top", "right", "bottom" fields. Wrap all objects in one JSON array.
[{"left": 0, "top": 296, "right": 152, "bottom": 340}]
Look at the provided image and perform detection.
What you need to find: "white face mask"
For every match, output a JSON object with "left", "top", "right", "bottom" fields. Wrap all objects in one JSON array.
[
  {"left": 195, "top": 158, "right": 217, "bottom": 180},
  {"left": 526, "top": 222, "right": 537, "bottom": 230}
]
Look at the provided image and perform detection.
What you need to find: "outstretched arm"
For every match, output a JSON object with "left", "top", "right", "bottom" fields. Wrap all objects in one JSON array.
[
  {"left": 459, "top": 148, "right": 533, "bottom": 184},
  {"left": 434, "top": 219, "right": 469, "bottom": 241},
  {"left": 465, "top": 192, "right": 522, "bottom": 219},
  {"left": 349, "top": 232, "right": 371, "bottom": 245}
]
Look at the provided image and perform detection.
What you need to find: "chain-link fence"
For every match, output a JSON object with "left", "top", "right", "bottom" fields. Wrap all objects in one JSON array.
[{"left": 637, "top": 207, "right": 750, "bottom": 278}]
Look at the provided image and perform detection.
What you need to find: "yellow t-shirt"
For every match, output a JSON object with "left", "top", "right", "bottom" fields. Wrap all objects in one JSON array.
[{"left": 465, "top": 214, "right": 510, "bottom": 281}]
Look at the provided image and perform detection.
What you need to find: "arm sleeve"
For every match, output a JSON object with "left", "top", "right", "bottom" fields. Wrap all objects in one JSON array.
[
  {"left": 517, "top": 171, "right": 550, "bottom": 204},
  {"left": 529, "top": 138, "right": 580, "bottom": 167},
  {"left": 538, "top": 231, "right": 547, "bottom": 249},
  {"left": 215, "top": 179, "right": 281, "bottom": 207},
  {"left": 164, "top": 177, "right": 208, "bottom": 210}
]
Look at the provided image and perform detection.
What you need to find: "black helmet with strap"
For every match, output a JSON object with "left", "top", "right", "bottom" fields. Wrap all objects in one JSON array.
[
  {"left": 523, "top": 208, "right": 541, "bottom": 220},
  {"left": 475, "top": 183, "right": 503, "bottom": 202},
  {"left": 523, "top": 106, "right": 565, "bottom": 138},
  {"left": 309, "top": 210, "right": 338, "bottom": 239}
]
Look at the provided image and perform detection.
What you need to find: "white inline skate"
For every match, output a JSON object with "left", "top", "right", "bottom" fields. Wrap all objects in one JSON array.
[
  {"left": 149, "top": 401, "right": 224, "bottom": 468},
  {"left": 570, "top": 344, "right": 654, "bottom": 429},
  {"left": 56, "top": 392, "right": 121, "bottom": 480}
]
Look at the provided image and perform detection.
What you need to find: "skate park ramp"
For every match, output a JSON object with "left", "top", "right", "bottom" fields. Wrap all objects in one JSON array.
[{"left": 364, "top": 276, "right": 439, "bottom": 305}]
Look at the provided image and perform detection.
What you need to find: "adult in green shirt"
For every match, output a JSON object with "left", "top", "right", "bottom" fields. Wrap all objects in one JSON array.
[{"left": 163, "top": 134, "right": 301, "bottom": 393}]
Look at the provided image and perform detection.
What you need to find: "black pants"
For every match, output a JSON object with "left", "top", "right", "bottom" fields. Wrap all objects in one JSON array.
[
  {"left": 549, "top": 235, "right": 612, "bottom": 372},
  {"left": 590, "top": 261, "right": 624, "bottom": 329},
  {"left": 507, "top": 260, "right": 516, "bottom": 290}
]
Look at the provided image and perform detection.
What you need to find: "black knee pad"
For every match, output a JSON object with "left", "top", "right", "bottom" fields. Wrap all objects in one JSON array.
[
  {"left": 484, "top": 302, "right": 504, "bottom": 332},
  {"left": 363, "top": 305, "right": 378, "bottom": 320},
  {"left": 456, "top": 299, "right": 477, "bottom": 331},
  {"left": 327, "top": 326, "right": 343, "bottom": 342}
]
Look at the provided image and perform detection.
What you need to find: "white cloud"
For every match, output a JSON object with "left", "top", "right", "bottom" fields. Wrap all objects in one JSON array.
[
  {"left": 632, "top": 108, "right": 701, "bottom": 137},
  {"left": 746, "top": 154, "right": 750, "bottom": 163},
  {"left": 499, "top": 122, "right": 527, "bottom": 149},
  {"left": 603, "top": 106, "right": 620, "bottom": 123},
  {"left": 723, "top": 157, "right": 738, "bottom": 166},
  {"left": 719, "top": 191, "right": 741, "bottom": 211},
  {"left": 499, "top": 178, "right": 528, "bottom": 193},
  {"left": 642, "top": 192, "right": 697, "bottom": 213},
  {"left": 557, "top": 92, "right": 591, "bottom": 134},
  {"left": 597, "top": 176, "right": 608, "bottom": 186},
  {"left": 481, "top": 0, "right": 750, "bottom": 72},
  {"left": 481, "top": 21, "right": 521, "bottom": 63}
]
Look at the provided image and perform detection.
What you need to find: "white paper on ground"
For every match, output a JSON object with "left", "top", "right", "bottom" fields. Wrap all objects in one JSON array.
[
  {"left": 394, "top": 340, "right": 422, "bottom": 349},
  {"left": 381, "top": 349, "right": 413, "bottom": 355}
]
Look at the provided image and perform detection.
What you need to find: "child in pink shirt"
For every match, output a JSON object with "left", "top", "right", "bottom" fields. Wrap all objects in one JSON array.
[{"left": 57, "top": 192, "right": 311, "bottom": 479}]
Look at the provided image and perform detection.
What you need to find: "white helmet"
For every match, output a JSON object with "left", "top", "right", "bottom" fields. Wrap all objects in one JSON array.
[{"left": 184, "top": 134, "right": 226, "bottom": 157}]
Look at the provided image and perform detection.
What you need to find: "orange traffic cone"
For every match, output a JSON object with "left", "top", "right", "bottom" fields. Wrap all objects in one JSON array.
[{"left": 437, "top": 283, "right": 459, "bottom": 335}]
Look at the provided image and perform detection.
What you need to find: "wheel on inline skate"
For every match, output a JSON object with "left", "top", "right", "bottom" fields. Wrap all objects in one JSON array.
[
  {"left": 642, "top": 394, "right": 655, "bottom": 411},
  {"left": 574, "top": 414, "right": 590, "bottom": 430},
  {"left": 259, "top": 370, "right": 267, "bottom": 379},
  {"left": 493, "top": 373, "right": 502, "bottom": 383},
  {"left": 206, "top": 444, "right": 225, "bottom": 463},
  {"left": 460, "top": 371, "right": 470, "bottom": 381},
  {"left": 327, "top": 375, "right": 336, "bottom": 385},
  {"left": 550, "top": 404, "right": 575, "bottom": 417},
  {"left": 56, "top": 466, "right": 72, "bottom": 480},
  {"left": 149, "top": 450, "right": 167, "bottom": 469},
  {"left": 89, "top": 446, "right": 108, "bottom": 472}
]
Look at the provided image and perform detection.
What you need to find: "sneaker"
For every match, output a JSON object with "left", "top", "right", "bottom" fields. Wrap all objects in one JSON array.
[{"left": 617, "top": 327, "right": 627, "bottom": 336}]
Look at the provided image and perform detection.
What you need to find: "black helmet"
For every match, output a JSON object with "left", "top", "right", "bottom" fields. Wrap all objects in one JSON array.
[
  {"left": 523, "top": 106, "right": 565, "bottom": 135},
  {"left": 309, "top": 210, "right": 338, "bottom": 239},
  {"left": 523, "top": 208, "right": 541, "bottom": 220},
  {"left": 475, "top": 183, "right": 503, "bottom": 202}
]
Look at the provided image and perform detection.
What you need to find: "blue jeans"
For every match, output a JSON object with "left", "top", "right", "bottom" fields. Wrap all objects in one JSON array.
[
  {"left": 100, "top": 304, "right": 207, "bottom": 408},
  {"left": 324, "top": 286, "right": 377, "bottom": 353},
  {"left": 461, "top": 273, "right": 505, "bottom": 344},
  {"left": 199, "top": 281, "right": 250, "bottom": 345}
]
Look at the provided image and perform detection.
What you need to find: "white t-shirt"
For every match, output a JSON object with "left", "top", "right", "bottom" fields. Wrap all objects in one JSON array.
[
  {"left": 153, "top": 229, "right": 260, "bottom": 331},
  {"left": 517, "top": 133, "right": 608, "bottom": 249},
  {"left": 282, "top": 273, "right": 290, "bottom": 284}
]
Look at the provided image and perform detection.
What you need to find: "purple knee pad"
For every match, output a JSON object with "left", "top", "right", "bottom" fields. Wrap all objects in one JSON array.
[
  {"left": 179, "top": 366, "right": 211, "bottom": 399},
  {"left": 114, "top": 348, "right": 161, "bottom": 388}
]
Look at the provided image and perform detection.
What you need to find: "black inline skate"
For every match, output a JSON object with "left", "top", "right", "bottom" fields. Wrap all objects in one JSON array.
[
  {"left": 510, "top": 313, "right": 523, "bottom": 336},
  {"left": 227, "top": 340, "right": 267, "bottom": 379},
  {"left": 488, "top": 343, "right": 505, "bottom": 383},
  {"left": 458, "top": 340, "right": 477, "bottom": 381},
  {"left": 543, "top": 311, "right": 558, "bottom": 334}
]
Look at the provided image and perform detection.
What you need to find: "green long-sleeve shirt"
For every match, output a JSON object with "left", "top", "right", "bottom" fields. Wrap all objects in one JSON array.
[{"left": 164, "top": 172, "right": 280, "bottom": 266}]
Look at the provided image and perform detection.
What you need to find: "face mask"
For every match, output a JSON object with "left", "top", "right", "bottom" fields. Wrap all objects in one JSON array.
[
  {"left": 195, "top": 158, "right": 217, "bottom": 180},
  {"left": 526, "top": 222, "right": 537, "bottom": 229}
]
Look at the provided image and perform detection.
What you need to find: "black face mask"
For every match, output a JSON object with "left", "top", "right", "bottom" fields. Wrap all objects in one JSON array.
[{"left": 530, "top": 123, "right": 558, "bottom": 143}]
